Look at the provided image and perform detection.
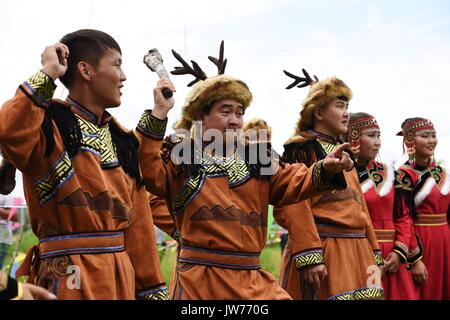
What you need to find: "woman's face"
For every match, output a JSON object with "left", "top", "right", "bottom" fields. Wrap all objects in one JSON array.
[
  {"left": 358, "top": 130, "right": 381, "bottom": 163},
  {"left": 415, "top": 131, "right": 438, "bottom": 160}
]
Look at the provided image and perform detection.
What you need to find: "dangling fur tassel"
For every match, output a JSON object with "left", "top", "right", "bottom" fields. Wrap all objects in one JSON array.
[
  {"left": 42, "top": 103, "right": 82, "bottom": 158},
  {"left": 109, "top": 119, "right": 145, "bottom": 189}
]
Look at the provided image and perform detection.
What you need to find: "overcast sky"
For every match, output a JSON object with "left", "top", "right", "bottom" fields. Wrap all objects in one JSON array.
[{"left": 1, "top": 0, "right": 450, "bottom": 198}]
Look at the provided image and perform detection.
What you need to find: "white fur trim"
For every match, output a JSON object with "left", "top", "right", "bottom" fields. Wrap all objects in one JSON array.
[
  {"left": 378, "top": 164, "right": 395, "bottom": 197},
  {"left": 415, "top": 178, "right": 435, "bottom": 208},
  {"left": 361, "top": 178, "right": 374, "bottom": 194},
  {"left": 440, "top": 167, "right": 450, "bottom": 195}
]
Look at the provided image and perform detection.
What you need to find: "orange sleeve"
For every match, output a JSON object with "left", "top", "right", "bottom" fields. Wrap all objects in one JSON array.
[
  {"left": 273, "top": 201, "right": 324, "bottom": 270},
  {"left": 127, "top": 188, "right": 168, "bottom": 300},
  {"left": 0, "top": 70, "right": 56, "bottom": 172}
]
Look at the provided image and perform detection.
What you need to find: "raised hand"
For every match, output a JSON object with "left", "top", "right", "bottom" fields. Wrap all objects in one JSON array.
[
  {"left": 41, "top": 42, "right": 70, "bottom": 80},
  {"left": 152, "top": 79, "right": 176, "bottom": 120},
  {"left": 322, "top": 142, "right": 354, "bottom": 174}
]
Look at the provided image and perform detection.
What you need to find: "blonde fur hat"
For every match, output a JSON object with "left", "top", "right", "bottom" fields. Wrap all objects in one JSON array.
[
  {"left": 296, "top": 77, "right": 352, "bottom": 134},
  {"left": 182, "top": 74, "right": 253, "bottom": 121}
]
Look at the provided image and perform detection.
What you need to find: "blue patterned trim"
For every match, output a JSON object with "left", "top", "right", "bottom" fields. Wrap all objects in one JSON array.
[
  {"left": 34, "top": 151, "right": 74, "bottom": 203},
  {"left": 137, "top": 286, "right": 169, "bottom": 300},
  {"left": 67, "top": 96, "right": 99, "bottom": 124},
  {"left": 182, "top": 246, "right": 260, "bottom": 258},
  {"left": 137, "top": 110, "right": 167, "bottom": 140},
  {"left": 40, "top": 231, "right": 124, "bottom": 243},
  {"left": 178, "top": 257, "right": 261, "bottom": 270},
  {"left": 329, "top": 286, "right": 384, "bottom": 300},
  {"left": 41, "top": 245, "right": 125, "bottom": 259},
  {"left": 319, "top": 232, "right": 366, "bottom": 238}
]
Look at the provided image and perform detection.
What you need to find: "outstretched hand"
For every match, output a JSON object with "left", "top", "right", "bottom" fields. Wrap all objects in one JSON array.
[
  {"left": 322, "top": 143, "right": 354, "bottom": 174},
  {"left": 41, "top": 42, "right": 70, "bottom": 81}
]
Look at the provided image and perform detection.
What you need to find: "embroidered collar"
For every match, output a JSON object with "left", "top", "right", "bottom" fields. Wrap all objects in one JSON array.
[
  {"left": 308, "top": 130, "right": 340, "bottom": 145},
  {"left": 66, "top": 96, "right": 112, "bottom": 126}
]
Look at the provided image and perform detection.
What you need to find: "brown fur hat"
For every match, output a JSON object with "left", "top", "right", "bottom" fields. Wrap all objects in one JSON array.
[
  {"left": 243, "top": 117, "right": 272, "bottom": 141},
  {"left": 296, "top": 77, "right": 352, "bottom": 134},
  {"left": 182, "top": 75, "right": 253, "bottom": 121}
]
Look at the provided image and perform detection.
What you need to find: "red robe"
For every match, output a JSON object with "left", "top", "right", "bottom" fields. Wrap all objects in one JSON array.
[
  {"left": 358, "top": 161, "right": 416, "bottom": 299},
  {"left": 396, "top": 162, "right": 450, "bottom": 299}
]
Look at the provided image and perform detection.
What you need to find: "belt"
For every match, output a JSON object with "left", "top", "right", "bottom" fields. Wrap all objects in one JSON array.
[
  {"left": 179, "top": 245, "right": 261, "bottom": 270},
  {"left": 414, "top": 213, "right": 447, "bottom": 227},
  {"left": 16, "top": 231, "right": 125, "bottom": 281},
  {"left": 374, "top": 229, "right": 395, "bottom": 242},
  {"left": 316, "top": 224, "right": 366, "bottom": 238}
]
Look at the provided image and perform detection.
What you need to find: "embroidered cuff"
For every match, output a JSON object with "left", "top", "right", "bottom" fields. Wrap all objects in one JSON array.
[
  {"left": 374, "top": 250, "right": 384, "bottom": 266},
  {"left": 136, "top": 110, "right": 167, "bottom": 140},
  {"left": 294, "top": 249, "right": 325, "bottom": 270},
  {"left": 20, "top": 70, "right": 57, "bottom": 108},
  {"left": 136, "top": 285, "right": 169, "bottom": 300},
  {"left": 407, "top": 246, "right": 423, "bottom": 265},
  {"left": 312, "top": 160, "right": 347, "bottom": 192},
  {"left": 393, "top": 241, "right": 408, "bottom": 263}
]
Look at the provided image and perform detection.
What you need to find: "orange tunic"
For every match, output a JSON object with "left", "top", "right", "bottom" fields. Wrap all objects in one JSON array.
[
  {"left": 274, "top": 131, "right": 384, "bottom": 300},
  {"left": 136, "top": 110, "right": 346, "bottom": 300},
  {"left": 0, "top": 71, "right": 166, "bottom": 299}
]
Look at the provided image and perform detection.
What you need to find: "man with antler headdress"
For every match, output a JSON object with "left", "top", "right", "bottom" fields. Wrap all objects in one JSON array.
[
  {"left": 136, "top": 42, "right": 356, "bottom": 299},
  {"left": 273, "top": 69, "right": 384, "bottom": 300}
]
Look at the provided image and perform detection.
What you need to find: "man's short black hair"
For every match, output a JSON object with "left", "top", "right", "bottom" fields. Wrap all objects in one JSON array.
[{"left": 59, "top": 29, "right": 121, "bottom": 88}]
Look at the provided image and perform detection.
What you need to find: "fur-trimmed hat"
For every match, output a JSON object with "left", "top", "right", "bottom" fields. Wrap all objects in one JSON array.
[
  {"left": 171, "top": 41, "right": 252, "bottom": 121},
  {"left": 182, "top": 75, "right": 252, "bottom": 121},
  {"left": 283, "top": 69, "right": 352, "bottom": 134},
  {"left": 243, "top": 117, "right": 272, "bottom": 142}
]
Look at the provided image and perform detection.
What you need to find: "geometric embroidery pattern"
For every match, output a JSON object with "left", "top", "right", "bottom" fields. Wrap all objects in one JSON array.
[
  {"left": 137, "top": 287, "right": 169, "bottom": 300},
  {"left": 331, "top": 286, "right": 384, "bottom": 300},
  {"left": 374, "top": 251, "right": 384, "bottom": 266},
  {"left": 137, "top": 110, "right": 167, "bottom": 140},
  {"left": 171, "top": 151, "right": 251, "bottom": 215},
  {"left": 77, "top": 115, "right": 119, "bottom": 168},
  {"left": 34, "top": 152, "right": 74, "bottom": 203},
  {"left": 294, "top": 249, "right": 324, "bottom": 270},
  {"left": 26, "top": 70, "right": 56, "bottom": 101}
]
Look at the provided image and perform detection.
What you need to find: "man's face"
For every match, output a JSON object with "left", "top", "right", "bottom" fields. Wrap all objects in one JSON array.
[
  {"left": 200, "top": 98, "right": 244, "bottom": 142},
  {"left": 89, "top": 48, "right": 126, "bottom": 109},
  {"left": 318, "top": 98, "right": 349, "bottom": 136}
]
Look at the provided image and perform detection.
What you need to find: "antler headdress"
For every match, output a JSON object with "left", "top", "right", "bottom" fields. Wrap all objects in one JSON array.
[
  {"left": 283, "top": 67, "right": 352, "bottom": 134},
  {"left": 170, "top": 41, "right": 252, "bottom": 121}
]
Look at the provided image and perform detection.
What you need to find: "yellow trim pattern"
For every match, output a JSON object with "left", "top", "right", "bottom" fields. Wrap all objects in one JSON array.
[
  {"left": 294, "top": 250, "right": 324, "bottom": 270},
  {"left": 34, "top": 152, "right": 74, "bottom": 203},
  {"left": 26, "top": 70, "right": 57, "bottom": 101},
  {"left": 137, "top": 110, "right": 167, "bottom": 140},
  {"left": 331, "top": 286, "right": 384, "bottom": 300}
]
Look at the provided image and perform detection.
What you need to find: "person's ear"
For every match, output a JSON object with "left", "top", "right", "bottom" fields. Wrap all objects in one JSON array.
[
  {"left": 77, "top": 61, "right": 92, "bottom": 81},
  {"left": 313, "top": 107, "right": 323, "bottom": 121}
]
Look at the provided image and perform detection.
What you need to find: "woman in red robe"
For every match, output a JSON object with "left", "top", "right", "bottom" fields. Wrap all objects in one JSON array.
[
  {"left": 395, "top": 117, "right": 450, "bottom": 300},
  {"left": 347, "top": 112, "right": 418, "bottom": 299}
]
